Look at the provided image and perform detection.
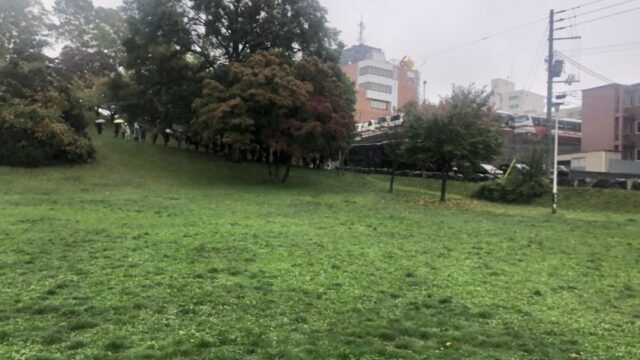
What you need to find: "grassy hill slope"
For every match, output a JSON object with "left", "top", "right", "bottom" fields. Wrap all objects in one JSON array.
[{"left": 1, "top": 131, "right": 639, "bottom": 359}]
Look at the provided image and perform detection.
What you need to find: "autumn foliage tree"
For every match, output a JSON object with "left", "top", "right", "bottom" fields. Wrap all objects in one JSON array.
[
  {"left": 293, "top": 57, "right": 356, "bottom": 169},
  {"left": 193, "top": 50, "right": 355, "bottom": 182}
]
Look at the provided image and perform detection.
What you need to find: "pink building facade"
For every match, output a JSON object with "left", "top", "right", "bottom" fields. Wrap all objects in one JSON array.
[{"left": 582, "top": 83, "right": 640, "bottom": 161}]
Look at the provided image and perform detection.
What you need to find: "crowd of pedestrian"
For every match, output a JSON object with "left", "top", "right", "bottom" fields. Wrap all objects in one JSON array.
[{"left": 95, "top": 117, "right": 147, "bottom": 143}]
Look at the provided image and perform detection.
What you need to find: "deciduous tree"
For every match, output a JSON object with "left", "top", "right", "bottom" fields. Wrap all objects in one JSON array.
[
  {"left": 189, "top": 0, "right": 340, "bottom": 65},
  {"left": 404, "top": 86, "right": 502, "bottom": 202}
]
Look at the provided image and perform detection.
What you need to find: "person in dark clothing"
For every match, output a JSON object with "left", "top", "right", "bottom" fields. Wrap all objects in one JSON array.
[
  {"left": 162, "top": 130, "right": 171, "bottom": 146},
  {"left": 95, "top": 121, "right": 104, "bottom": 135},
  {"left": 140, "top": 125, "right": 147, "bottom": 143}
]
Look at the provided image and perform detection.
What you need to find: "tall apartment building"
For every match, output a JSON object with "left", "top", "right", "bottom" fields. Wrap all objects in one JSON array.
[
  {"left": 490, "top": 78, "right": 545, "bottom": 115},
  {"left": 582, "top": 83, "right": 640, "bottom": 161},
  {"left": 340, "top": 44, "right": 420, "bottom": 122}
]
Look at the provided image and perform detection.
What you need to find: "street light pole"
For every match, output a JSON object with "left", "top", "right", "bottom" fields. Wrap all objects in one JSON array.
[{"left": 546, "top": 9, "right": 558, "bottom": 214}]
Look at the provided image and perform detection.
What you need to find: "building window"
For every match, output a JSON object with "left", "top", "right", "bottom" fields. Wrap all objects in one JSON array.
[
  {"left": 615, "top": 90, "right": 620, "bottom": 113},
  {"left": 508, "top": 104, "right": 519, "bottom": 110},
  {"left": 508, "top": 95, "right": 520, "bottom": 101},
  {"left": 636, "top": 94, "right": 640, "bottom": 107},
  {"left": 359, "top": 82, "right": 393, "bottom": 94},
  {"left": 370, "top": 100, "right": 388, "bottom": 110},
  {"left": 572, "top": 157, "right": 586, "bottom": 170},
  {"left": 614, "top": 117, "right": 620, "bottom": 141},
  {"left": 637, "top": 148, "right": 640, "bottom": 161},
  {"left": 359, "top": 66, "right": 394, "bottom": 79},
  {"left": 637, "top": 121, "right": 640, "bottom": 134}
]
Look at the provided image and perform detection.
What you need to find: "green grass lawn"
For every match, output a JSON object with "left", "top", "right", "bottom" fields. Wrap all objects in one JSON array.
[{"left": 1, "top": 129, "right": 639, "bottom": 359}]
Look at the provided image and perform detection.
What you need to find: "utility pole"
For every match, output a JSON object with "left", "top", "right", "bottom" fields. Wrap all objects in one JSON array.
[
  {"left": 547, "top": 9, "right": 581, "bottom": 214},
  {"left": 547, "top": 9, "right": 557, "bottom": 214}
]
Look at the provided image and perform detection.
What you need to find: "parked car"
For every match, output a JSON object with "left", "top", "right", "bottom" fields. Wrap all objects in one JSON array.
[
  {"left": 550, "top": 165, "right": 570, "bottom": 178},
  {"left": 478, "top": 164, "right": 503, "bottom": 177},
  {"left": 498, "top": 163, "right": 529, "bottom": 174}
]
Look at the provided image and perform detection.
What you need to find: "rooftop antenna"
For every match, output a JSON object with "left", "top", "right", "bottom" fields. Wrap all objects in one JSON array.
[{"left": 358, "top": 15, "right": 365, "bottom": 44}]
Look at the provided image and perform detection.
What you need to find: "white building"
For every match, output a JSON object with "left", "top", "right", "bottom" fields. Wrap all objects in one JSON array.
[
  {"left": 490, "top": 78, "right": 545, "bottom": 115},
  {"left": 341, "top": 44, "right": 420, "bottom": 122}
]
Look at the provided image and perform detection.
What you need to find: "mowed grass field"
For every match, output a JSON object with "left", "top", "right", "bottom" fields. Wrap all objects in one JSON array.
[{"left": 1, "top": 129, "right": 639, "bottom": 360}]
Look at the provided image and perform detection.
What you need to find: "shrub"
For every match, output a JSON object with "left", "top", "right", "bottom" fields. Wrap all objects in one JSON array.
[
  {"left": 473, "top": 151, "right": 550, "bottom": 203},
  {"left": 0, "top": 59, "right": 95, "bottom": 167},
  {"left": 1, "top": 115, "right": 94, "bottom": 167}
]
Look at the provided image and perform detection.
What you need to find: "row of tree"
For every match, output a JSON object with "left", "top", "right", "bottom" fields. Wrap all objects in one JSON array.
[
  {"left": 1, "top": 0, "right": 504, "bottom": 195},
  {"left": 103, "top": 0, "right": 355, "bottom": 181}
]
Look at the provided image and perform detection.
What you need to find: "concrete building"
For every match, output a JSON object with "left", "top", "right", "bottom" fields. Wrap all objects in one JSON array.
[
  {"left": 490, "top": 78, "right": 545, "bottom": 115},
  {"left": 558, "top": 151, "right": 621, "bottom": 172},
  {"left": 581, "top": 83, "right": 640, "bottom": 161},
  {"left": 341, "top": 44, "right": 420, "bottom": 122}
]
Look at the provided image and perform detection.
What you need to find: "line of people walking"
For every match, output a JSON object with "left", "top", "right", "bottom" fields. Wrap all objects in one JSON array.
[
  {"left": 97, "top": 120, "right": 147, "bottom": 142},
  {"left": 120, "top": 122, "right": 146, "bottom": 142}
]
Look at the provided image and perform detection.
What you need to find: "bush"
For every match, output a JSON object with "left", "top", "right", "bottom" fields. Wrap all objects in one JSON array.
[
  {"left": 473, "top": 151, "right": 550, "bottom": 203},
  {"left": 0, "top": 59, "right": 95, "bottom": 167},
  {"left": 0, "top": 117, "right": 94, "bottom": 167}
]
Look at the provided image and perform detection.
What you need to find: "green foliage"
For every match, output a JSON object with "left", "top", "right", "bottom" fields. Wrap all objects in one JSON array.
[
  {"left": 0, "top": 0, "right": 49, "bottom": 61},
  {"left": 114, "top": 0, "right": 201, "bottom": 129},
  {"left": 404, "top": 86, "right": 502, "bottom": 201},
  {"left": 192, "top": 79, "right": 254, "bottom": 149},
  {"left": 54, "top": 0, "right": 127, "bottom": 68},
  {"left": 0, "top": 133, "right": 639, "bottom": 359},
  {"left": 0, "top": 60, "right": 94, "bottom": 166},
  {"left": 190, "top": 0, "right": 340, "bottom": 64},
  {"left": 474, "top": 151, "right": 550, "bottom": 203}
]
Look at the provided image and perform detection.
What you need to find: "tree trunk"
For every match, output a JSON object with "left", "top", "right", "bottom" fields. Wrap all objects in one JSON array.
[
  {"left": 389, "top": 160, "right": 398, "bottom": 193},
  {"left": 281, "top": 159, "right": 292, "bottom": 184},
  {"left": 389, "top": 171, "right": 396, "bottom": 193},
  {"left": 267, "top": 148, "right": 274, "bottom": 177},
  {"left": 440, "top": 169, "right": 448, "bottom": 202}
]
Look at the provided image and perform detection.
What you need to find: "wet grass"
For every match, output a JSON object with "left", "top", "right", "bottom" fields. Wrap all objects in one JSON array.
[{"left": 0, "top": 129, "right": 639, "bottom": 359}]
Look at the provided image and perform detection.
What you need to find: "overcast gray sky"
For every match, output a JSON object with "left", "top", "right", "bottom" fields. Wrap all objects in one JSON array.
[{"left": 44, "top": 0, "right": 640, "bottom": 103}]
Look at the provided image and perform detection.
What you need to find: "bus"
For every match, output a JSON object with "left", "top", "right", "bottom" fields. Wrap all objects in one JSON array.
[
  {"left": 495, "top": 110, "right": 515, "bottom": 128},
  {"left": 355, "top": 114, "right": 404, "bottom": 140},
  {"left": 513, "top": 115, "right": 582, "bottom": 138}
]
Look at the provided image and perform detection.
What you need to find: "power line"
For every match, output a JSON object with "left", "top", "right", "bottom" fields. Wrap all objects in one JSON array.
[
  {"left": 521, "top": 28, "right": 549, "bottom": 106},
  {"left": 559, "top": 0, "right": 607, "bottom": 12},
  {"left": 415, "top": 16, "right": 546, "bottom": 69},
  {"left": 557, "top": 5, "right": 640, "bottom": 30},
  {"left": 555, "top": 50, "right": 616, "bottom": 83},
  {"left": 556, "top": 0, "right": 639, "bottom": 21},
  {"left": 580, "top": 45, "right": 640, "bottom": 56},
  {"left": 577, "top": 40, "right": 640, "bottom": 51}
]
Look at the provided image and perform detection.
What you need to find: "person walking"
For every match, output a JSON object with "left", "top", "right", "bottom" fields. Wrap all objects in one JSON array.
[
  {"left": 94, "top": 120, "right": 104, "bottom": 135},
  {"left": 133, "top": 122, "right": 140, "bottom": 142},
  {"left": 140, "top": 124, "right": 147, "bottom": 143}
]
